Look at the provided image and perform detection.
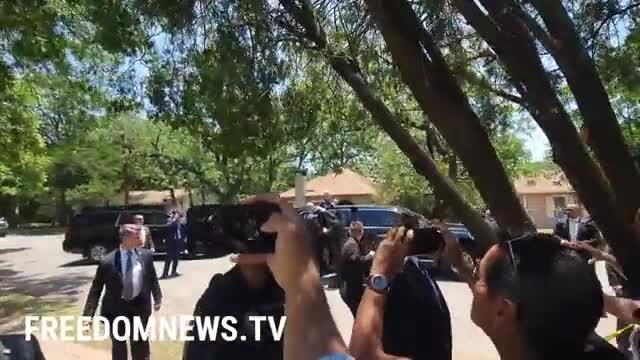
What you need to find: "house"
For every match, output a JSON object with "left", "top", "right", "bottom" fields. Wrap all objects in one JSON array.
[
  {"left": 280, "top": 168, "right": 378, "bottom": 204},
  {"left": 514, "top": 173, "right": 579, "bottom": 229}
]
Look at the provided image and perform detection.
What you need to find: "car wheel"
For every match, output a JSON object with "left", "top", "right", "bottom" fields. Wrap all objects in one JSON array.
[{"left": 88, "top": 244, "right": 108, "bottom": 262}]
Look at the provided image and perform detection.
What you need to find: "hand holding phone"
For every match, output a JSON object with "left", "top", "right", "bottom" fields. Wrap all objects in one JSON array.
[
  {"left": 407, "top": 227, "right": 445, "bottom": 255},
  {"left": 213, "top": 202, "right": 281, "bottom": 254},
  {"left": 232, "top": 194, "right": 315, "bottom": 293}
]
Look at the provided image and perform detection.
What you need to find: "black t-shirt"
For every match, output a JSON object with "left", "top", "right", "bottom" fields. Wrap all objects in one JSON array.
[
  {"left": 382, "top": 258, "right": 452, "bottom": 360},
  {"left": 183, "top": 266, "right": 285, "bottom": 360}
]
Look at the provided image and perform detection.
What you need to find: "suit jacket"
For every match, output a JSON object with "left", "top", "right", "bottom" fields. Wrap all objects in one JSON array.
[
  {"left": 553, "top": 218, "right": 600, "bottom": 243},
  {"left": 339, "top": 237, "right": 373, "bottom": 289},
  {"left": 83, "top": 248, "right": 162, "bottom": 319},
  {"left": 167, "top": 221, "right": 186, "bottom": 253}
]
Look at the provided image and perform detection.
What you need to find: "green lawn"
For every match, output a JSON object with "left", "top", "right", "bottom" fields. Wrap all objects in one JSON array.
[{"left": 1, "top": 291, "right": 182, "bottom": 360}]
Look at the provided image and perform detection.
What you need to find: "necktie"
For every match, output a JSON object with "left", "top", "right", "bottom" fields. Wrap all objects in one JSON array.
[{"left": 123, "top": 250, "right": 134, "bottom": 300}]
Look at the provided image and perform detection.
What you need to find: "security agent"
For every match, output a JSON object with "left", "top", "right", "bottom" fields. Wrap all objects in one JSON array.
[{"left": 82, "top": 224, "right": 162, "bottom": 360}]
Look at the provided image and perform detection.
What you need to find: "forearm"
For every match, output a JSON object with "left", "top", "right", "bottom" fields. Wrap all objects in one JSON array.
[
  {"left": 284, "top": 262, "right": 345, "bottom": 360},
  {"left": 604, "top": 294, "right": 640, "bottom": 324},
  {"left": 349, "top": 289, "right": 397, "bottom": 360}
]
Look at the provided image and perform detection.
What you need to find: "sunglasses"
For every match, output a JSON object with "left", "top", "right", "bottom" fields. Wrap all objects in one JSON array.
[{"left": 472, "top": 232, "right": 554, "bottom": 279}]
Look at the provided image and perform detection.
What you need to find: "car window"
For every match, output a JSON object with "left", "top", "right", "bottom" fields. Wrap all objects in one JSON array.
[
  {"left": 71, "top": 214, "right": 89, "bottom": 226},
  {"left": 331, "top": 209, "right": 352, "bottom": 227},
  {"left": 88, "top": 212, "right": 120, "bottom": 226},
  {"left": 147, "top": 212, "right": 169, "bottom": 225},
  {"left": 352, "top": 209, "right": 400, "bottom": 227}
]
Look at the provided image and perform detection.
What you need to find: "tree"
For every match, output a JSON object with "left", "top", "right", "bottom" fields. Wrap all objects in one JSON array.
[
  {"left": 275, "top": 0, "right": 496, "bottom": 247},
  {"left": 0, "top": 81, "right": 49, "bottom": 198}
]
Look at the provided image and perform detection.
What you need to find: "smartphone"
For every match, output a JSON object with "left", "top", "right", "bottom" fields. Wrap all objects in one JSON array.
[
  {"left": 211, "top": 202, "right": 281, "bottom": 254},
  {"left": 408, "top": 227, "right": 445, "bottom": 255}
]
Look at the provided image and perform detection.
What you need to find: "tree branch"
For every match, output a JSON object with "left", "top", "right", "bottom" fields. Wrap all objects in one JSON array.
[{"left": 590, "top": 2, "right": 640, "bottom": 43}]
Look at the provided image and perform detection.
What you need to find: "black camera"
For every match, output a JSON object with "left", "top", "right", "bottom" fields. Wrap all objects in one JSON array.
[
  {"left": 211, "top": 202, "right": 281, "bottom": 254},
  {"left": 407, "top": 227, "right": 445, "bottom": 255}
]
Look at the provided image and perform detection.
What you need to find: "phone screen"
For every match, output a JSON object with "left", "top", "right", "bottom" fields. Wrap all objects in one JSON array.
[{"left": 212, "top": 202, "right": 281, "bottom": 254}]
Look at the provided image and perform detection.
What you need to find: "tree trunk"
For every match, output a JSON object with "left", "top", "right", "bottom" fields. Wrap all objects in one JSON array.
[
  {"left": 525, "top": 1, "right": 640, "bottom": 224},
  {"left": 56, "top": 190, "right": 68, "bottom": 226},
  {"left": 169, "top": 188, "right": 177, "bottom": 208},
  {"left": 362, "top": 0, "right": 534, "bottom": 237},
  {"left": 448, "top": 154, "right": 458, "bottom": 182},
  {"left": 188, "top": 189, "right": 194, "bottom": 207},
  {"left": 279, "top": 0, "right": 496, "bottom": 249},
  {"left": 454, "top": 0, "right": 640, "bottom": 294}
]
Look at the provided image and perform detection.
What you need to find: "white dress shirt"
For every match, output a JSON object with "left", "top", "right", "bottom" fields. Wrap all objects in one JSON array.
[
  {"left": 119, "top": 247, "right": 143, "bottom": 299},
  {"left": 568, "top": 217, "right": 580, "bottom": 241}
]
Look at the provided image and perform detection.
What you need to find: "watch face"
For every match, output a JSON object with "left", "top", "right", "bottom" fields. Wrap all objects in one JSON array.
[{"left": 371, "top": 274, "right": 389, "bottom": 290}]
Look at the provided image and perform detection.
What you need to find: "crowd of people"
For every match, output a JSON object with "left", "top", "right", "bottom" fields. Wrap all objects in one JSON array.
[{"left": 82, "top": 193, "right": 640, "bottom": 360}]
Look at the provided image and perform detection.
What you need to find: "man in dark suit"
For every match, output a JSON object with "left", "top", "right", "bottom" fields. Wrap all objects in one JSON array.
[
  {"left": 83, "top": 224, "right": 163, "bottom": 360},
  {"left": 162, "top": 211, "right": 185, "bottom": 278},
  {"left": 339, "top": 221, "right": 374, "bottom": 315},
  {"left": 553, "top": 204, "right": 601, "bottom": 260}
]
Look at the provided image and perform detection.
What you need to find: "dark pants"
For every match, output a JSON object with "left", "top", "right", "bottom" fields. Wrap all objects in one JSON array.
[
  {"left": 340, "top": 282, "right": 364, "bottom": 316},
  {"left": 109, "top": 304, "right": 150, "bottom": 360},
  {"left": 162, "top": 248, "right": 179, "bottom": 277}
]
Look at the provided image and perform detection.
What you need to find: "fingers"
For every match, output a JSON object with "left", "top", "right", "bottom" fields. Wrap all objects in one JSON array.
[
  {"left": 231, "top": 253, "right": 271, "bottom": 265},
  {"left": 387, "top": 226, "right": 409, "bottom": 243}
]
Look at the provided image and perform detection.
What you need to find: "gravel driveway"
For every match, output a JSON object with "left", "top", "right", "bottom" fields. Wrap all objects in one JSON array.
[{"left": 0, "top": 234, "right": 615, "bottom": 359}]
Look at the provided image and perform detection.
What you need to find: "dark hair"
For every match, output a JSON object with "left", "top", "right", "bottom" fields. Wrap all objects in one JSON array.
[{"left": 486, "top": 234, "right": 603, "bottom": 358}]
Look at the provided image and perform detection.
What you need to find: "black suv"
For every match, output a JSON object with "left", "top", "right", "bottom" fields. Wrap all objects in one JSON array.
[
  {"left": 185, "top": 205, "right": 224, "bottom": 256},
  {"left": 63, "top": 208, "right": 171, "bottom": 262},
  {"left": 328, "top": 205, "right": 477, "bottom": 272},
  {"left": 329, "top": 204, "right": 428, "bottom": 243}
]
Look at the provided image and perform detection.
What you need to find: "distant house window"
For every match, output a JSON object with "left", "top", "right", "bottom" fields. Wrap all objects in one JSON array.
[
  {"left": 554, "top": 196, "right": 567, "bottom": 207},
  {"left": 527, "top": 179, "right": 536, "bottom": 186}
]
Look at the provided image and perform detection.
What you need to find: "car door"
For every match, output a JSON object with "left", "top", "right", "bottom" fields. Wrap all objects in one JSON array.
[{"left": 89, "top": 211, "right": 121, "bottom": 250}]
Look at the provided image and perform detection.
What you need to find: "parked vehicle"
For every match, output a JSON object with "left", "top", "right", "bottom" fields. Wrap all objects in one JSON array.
[
  {"left": 185, "top": 205, "right": 225, "bottom": 256},
  {"left": 63, "top": 209, "right": 170, "bottom": 262},
  {"left": 329, "top": 204, "right": 428, "bottom": 242},
  {"left": 328, "top": 205, "right": 477, "bottom": 273},
  {"left": 0, "top": 217, "right": 7, "bottom": 237}
]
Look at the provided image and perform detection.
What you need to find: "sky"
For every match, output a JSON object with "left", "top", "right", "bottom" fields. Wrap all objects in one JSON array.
[{"left": 523, "top": 123, "right": 549, "bottom": 161}]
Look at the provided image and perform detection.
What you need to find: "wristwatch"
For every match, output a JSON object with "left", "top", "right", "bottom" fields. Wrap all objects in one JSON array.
[{"left": 367, "top": 273, "right": 390, "bottom": 294}]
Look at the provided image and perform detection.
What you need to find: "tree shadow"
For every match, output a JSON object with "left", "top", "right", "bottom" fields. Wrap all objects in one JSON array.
[
  {"left": 10, "top": 228, "right": 64, "bottom": 236},
  {"left": 0, "top": 260, "right": 92, "bottom": 332},
  {"left": 0, "top": 247, "right": 30, "bottom": 256},
  {"left": 60, "top": 259, "right": 96, "bottom": 268}
]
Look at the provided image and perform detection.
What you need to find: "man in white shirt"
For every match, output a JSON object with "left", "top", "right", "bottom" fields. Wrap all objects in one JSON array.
[{"left": 553, "top": 204, "right": 600, "bottom": 261}]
